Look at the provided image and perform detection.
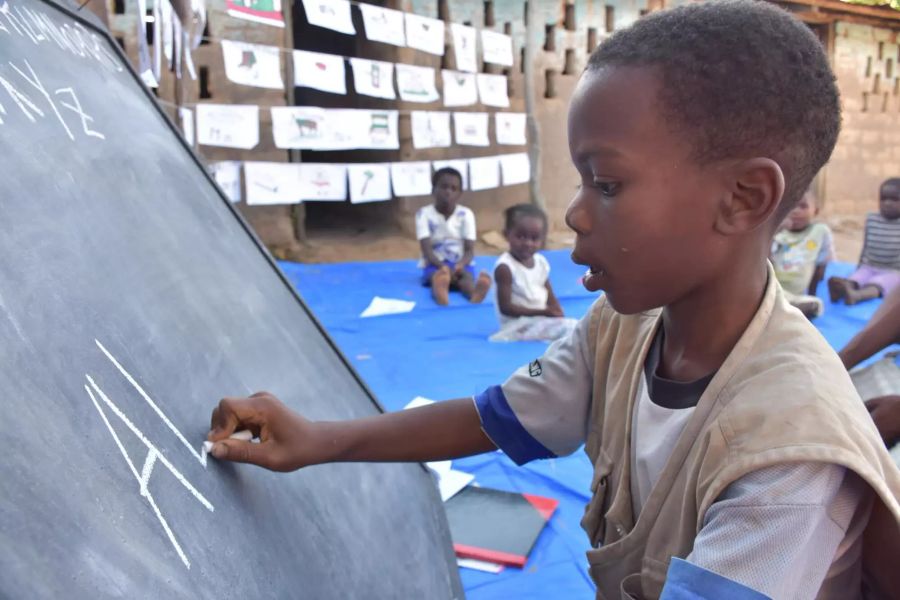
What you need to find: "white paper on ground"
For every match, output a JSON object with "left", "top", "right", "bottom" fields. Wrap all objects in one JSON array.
[
  {"left": 404, "top": 396, "right": 435, "bottom": 410},
  {"left": 396, "top": 64, "right": 439, "bottom": 103},
  {"left": 404, "top": 13, "right": 445, "bottom": 55},
  {"left": 390, "top": 161, "right": 433, "bottom": 197},
  {"left": 495, "top": 112, "right": 526, "bottom": 145},
  {"left": 243, "top": 161, "right": 306, "bottom": 205},
  {"left": 348, "top": 163, "right": 393, "bottom": 203},
  {"left": 301, "top": 0, "right": 355, "bottom": 34},
  {"left": 453, "top": 112, "right": 490, "bottom": 146},
  {"left": 481, "top": 29, "right": 514, "bottom": 66},
  {"left": 360, "top": 296, "right": 416, "bottom": 318},
  {"left": 450, "top": 23, "right": 477, "bottom": 73},
  {"left": 196, "top": 104, "right": 259, "bottom": 149},
  {"left": 468, "top": 155, "right": 501, "bottom": 190},
  {"left": 476, "top": 73, "right": 510, "bottom": 107},
  {"left": 457, "top": 558, "right": 505, "bottom": 574},
  {"left": 441, "top": 70, "right": 478, "bottom": 107},
  {"left": 293, "top": 50, "right": 347, "bottom": 95},
  {"left": 349, "top": 58, "right": 396, "bottom": 99},
  {"left": 207, "top": 161, "right": 242, "bottom": 203},
  {"left": 410, "top": 111, "right": 452, "bottom": 149},
  {"left": 359, "top": 3, "right": 406, "bottom": 46},
  {"left": 298, "top": 163, "right": 347, "bottom": 201},
  {"left": 433, "top": 159, "right": 469, "bottom": 190},
  {"left": 221, "top": 40, "right": 284, "bottom": 89},
  {"left": 499, "top": 152, "right": 531, "bottom": 186}
]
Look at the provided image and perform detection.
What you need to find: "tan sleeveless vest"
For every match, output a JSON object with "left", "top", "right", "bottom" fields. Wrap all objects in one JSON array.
[{"left": 579, "top": 269, "right": 900, "bottom": 600}]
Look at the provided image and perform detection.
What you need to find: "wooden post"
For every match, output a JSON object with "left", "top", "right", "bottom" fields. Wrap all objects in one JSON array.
[
  {"left": 282, "top": 0, "right": 306, "bottom": 244},
  {"left": 523, "top": 1, "right": 545, "bottom": 210}
]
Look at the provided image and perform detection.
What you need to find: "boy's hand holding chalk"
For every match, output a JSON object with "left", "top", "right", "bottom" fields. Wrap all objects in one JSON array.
[{"left": 203, "top": 429, "right": 253, "bottom": 454}]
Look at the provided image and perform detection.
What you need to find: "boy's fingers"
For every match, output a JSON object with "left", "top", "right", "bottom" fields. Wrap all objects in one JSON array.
[
  {"left": 209, "top": 439, "right": 275, "bottom": 469},
  {"left": 208, "top": 396, "right": 270, "bottom": 441}
]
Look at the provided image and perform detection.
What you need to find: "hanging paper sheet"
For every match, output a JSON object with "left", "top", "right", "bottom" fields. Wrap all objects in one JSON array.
[
  {"left": 453, "top": 112, "right": 490, "bottom": 147},
  {"left": 441, "top": 70, "right": 478, "bottom": 107},
  {"left": 225, "top": 0, "right": 284, "bottom": 28},
  {"left": 301, "top": 0, "right": 355, "bottom": 35},
  {"left": 433, "top": 159, "right": 469, "bottom": 190},
  {"left": 481, "top": 30, "right": 514, "bottom": 66},
  {"left": 196, "top": 104, "right": 260, "bottom": 149},
  {"left": 298, "top": 163, "right": 348, "bottom": 201},
  {"left": 243, "top": 162, "right": 306, "bottom": 205},
  {"left": 221, "top": 40, "right": 284, "bottom": 89},
  {"left": 411, "top": 111, "right": 452, "bottom": 149},
  {"left": 348, "top": 163, "right": 393, "bottom": 203},
  {"left": 390, "top": 161, "right": 433, "bottom": 197},
  {"left": 179, "top": 107, "right": 195, "bottom": 147},
  {"left": 468, "top": 156, "right": 501, "bottom": 190},
  {"left": 404, "top": 13, "right": 445, "bottom": 56},
  {"left": 271, "top": 107, "right": 400, "bottom": 150},
  {"left": 450, "top": 23, "right": 477, "bottom": 73},
  {"left": 495, "top": 112, "right": 526, "bottom": 145},
  {"left": 476, "top": 73, "right": 510, "bottom": 107},
  {"left": 349, "top": 58, "right": 396, "bottom": 99},
  {"left": 208, "top": 161, "right": 243, "bottom": 203},
  {"left": 396, "top": 64, "right": 439, "bottom": 103},
  {"left": 293, "top": 50, "right": 347, "bottom": 95},
  {"left": 500, "top": 153, "right": 530, "bottom": 186},
  {"left": 359, "top": 3, "right": 406, "bottom": 47}
]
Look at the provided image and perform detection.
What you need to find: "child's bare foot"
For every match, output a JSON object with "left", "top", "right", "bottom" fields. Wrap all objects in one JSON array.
[
  {"left": 469, "top": 271, "right": 492, "bottom": 304},
  {"left": 845, "top": 285, "right": 880, "bottom": 306},
  {"left": 431, "top": 266, "right": 451, "bottom": 305},
  {"left": 828, "top": 277, "right": 851, "bottom": 303}
]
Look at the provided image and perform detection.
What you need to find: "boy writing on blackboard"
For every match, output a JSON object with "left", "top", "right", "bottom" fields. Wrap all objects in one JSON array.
[{"left": 208, "top": 2, "right": 900, "bottom": 598}]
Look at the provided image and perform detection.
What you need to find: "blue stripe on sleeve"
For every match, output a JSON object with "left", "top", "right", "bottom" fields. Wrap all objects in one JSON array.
[
  {"left": 660, "top": 558, "right": 771, "bottom": 600},
  {"left": 474, "top": 385, "right": 556, "bottom": 466}
]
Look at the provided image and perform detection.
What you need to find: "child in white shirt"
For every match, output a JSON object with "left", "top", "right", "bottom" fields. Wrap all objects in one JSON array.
[{"left": 491, "top": 204, "right": 576, "bottom": 341}]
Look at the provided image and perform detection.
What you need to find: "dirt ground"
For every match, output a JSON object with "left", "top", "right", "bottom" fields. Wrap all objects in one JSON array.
[{"left": 284, "top": 214, "right": 866, "bottom": 266}]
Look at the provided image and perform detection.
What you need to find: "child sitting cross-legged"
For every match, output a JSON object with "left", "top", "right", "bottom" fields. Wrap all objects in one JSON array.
[{"left": 490, "top": 204, "right": 577, "bottom": 342}]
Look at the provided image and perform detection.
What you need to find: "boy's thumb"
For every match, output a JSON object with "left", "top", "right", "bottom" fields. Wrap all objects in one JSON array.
[{"left": 210, "top": 440, "right": 260, "bottom": 465}]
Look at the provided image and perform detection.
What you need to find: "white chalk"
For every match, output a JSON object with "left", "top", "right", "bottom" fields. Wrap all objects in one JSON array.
[{"left": 203, "top": 430, "right": 254, "bottom": 454}]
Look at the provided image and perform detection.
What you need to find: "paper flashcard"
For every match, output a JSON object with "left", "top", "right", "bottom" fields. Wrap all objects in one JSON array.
[
  {"left": 468, "top": 156, "right": 501, "bottom": 191},
  {"left": 301, "top": 0, "right": 355, "bottom": 35},
  {"left": 411, "top": 111, "right": 452, "bottom": 149},
  {"left": 450, "top": 23, "right": 478, "bottom": 73},
  {"left": 359, "top": 3, "right": 406, "bottom": 47},
  {"left": 207, "top": 161, "right": 242, "bottom": 203},
  {"left": 225, "top": 0, "right": 284, "bottom": 28},
  {"left": 481, "top": 30, "right": 514, "bottom": 66},
  {"left": 271, "top": 108, "right": 399, "bottom": 150},
  {"left": 298, "top": 163, "right": 347, "bottom": 201},
  {"left": 495, "top": 112, "right": 526, "bottom": 145},
  {"left": 243, "top": 161, "right": 305, "bottom": 205},
  {"left": 396, "top": 64, "right": 440, "bottom": 103},
  {"left": 178, "top": 107, "right": 194, "bottom": 147},
  {"left": 404, "top": 13, "right": 445, "bottom": 56},
  {"left": 476, "top": 73, "right": 510, "bottom": 107},
  {"left": 220, "top": 40, "right": 283, "bottom": 89},
  {"left": 390, "top": 161, "right": 433, "bottom": 197},
  {"left": 348, "top": 163, "right": 392, "bottom": 203},
  {"left": 293, "top": 50, "right": 347, "bottom": 95},
  {"left": 196, "top": 104, "right": 260, "bottom": 149},
  {"left": 441, "top": 70, "right": 478, "bottom": 107},
  {"left": 350, "top": 58, "right": 396, "bottom": 99},
  {"left": 433, "top": 159, "right": 469, "bottom": 190},
  {"left": 500, "top": 153, "right": 531, "bottom": 186},
  {"left": 453, "top": 112, "right": 490, "bottom": 146}
]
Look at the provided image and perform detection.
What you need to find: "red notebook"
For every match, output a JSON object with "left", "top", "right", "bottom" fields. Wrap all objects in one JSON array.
[{"left": 444, "top": 485, "right": 559, "bottom": 568}]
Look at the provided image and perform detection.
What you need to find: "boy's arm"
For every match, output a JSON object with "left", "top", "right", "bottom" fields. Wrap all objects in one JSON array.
[
  {"left": 807, "top": 263, "right": 827, "bottom": 296},
  {"left": 545, "top": 281, "right": 564, "bottom": 317},
  {"left": 418, "top": 238, "right": 444, "bottom": 268},
  {"left": 207, "top": 393, "right": 496, "bottom": 471},
  {"left": 495, "top": 264, "right": 552, "bottom": 317},
  {"left": 455, "top": 239, "right": 475, "bottom": 271},
  {"left": 839, "top": 285, "right": 900, "bottom": 369}
]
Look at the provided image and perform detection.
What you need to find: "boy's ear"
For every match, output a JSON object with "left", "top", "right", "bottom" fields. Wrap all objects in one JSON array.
[{"left": 715, "top": 158, "right": 785, "bottom": 235}]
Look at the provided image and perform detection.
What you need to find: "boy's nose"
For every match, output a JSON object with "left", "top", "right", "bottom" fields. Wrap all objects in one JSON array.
[{"left": 565, "top": 197, "right": 591, "bottom": 236}]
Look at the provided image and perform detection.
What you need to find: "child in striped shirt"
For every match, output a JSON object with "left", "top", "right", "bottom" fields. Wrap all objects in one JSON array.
[{"left": 829, "top": 178, "right": 900, "bottom": 305}]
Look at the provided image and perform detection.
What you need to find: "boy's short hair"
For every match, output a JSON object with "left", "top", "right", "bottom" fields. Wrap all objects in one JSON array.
[
  {"left": 504, "top": 203, "right": 548, "bottom": 233},
  {"left": 432, "top": 167, "right": 463, "bottom": 188},
  {"left": 587, "top": 0, "right": 840, "bottom": 218},
  {"left": 882, "top": 178, "right": 900, "bottom": 193}
]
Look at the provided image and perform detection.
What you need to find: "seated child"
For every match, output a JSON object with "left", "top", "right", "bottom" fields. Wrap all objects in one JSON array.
[
  {"left": 771, "top": 188, "right": 835, "bottom": 318},
  {"left": 490, "top": 204, "right": 577, "bottom": 342},
  {"left": 829, "top": 177, "right": 900, "bottom": 305},
  {"left": 415, "top": 167, "right": 491, "bottom": 305}
]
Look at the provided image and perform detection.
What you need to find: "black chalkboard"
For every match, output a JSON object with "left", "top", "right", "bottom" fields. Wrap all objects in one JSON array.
[{"left": 0, "top": 1, "right": 463, "bottom": 597}]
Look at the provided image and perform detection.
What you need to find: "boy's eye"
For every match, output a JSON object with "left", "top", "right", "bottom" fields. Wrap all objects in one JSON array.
[{"left": 593, "top": 180, "right": 621, "bottom": 197}]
